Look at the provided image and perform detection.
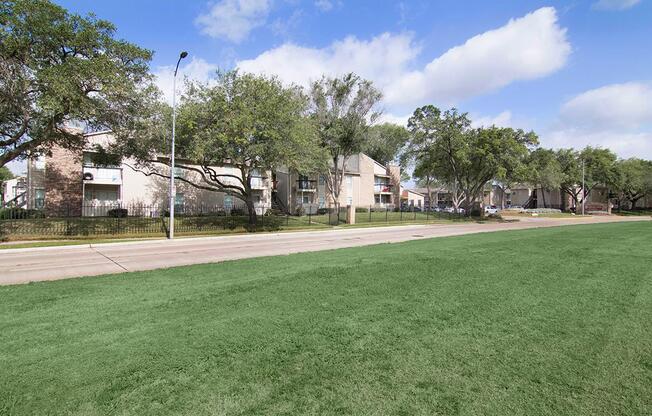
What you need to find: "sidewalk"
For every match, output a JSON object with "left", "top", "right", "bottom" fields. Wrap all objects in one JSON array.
[{"left": 1, "top": 215, "right": 647, "bottom": 285}]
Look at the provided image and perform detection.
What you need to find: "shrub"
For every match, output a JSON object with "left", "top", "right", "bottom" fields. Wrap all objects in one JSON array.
[
  {"left": 355, "top": 207, "right": 369, "bottom": 213},
  {"left": 230, "top": 208, "right": 246, "bottom": 216},
  {"left": 317, "top": 208, "right": 328, "bottom": 215},
  {"left": 107, "top": 208, "right": 128, "bottom": 218},
  {"left": 0, "top": 208, "right": 45, "bottom": 220}
]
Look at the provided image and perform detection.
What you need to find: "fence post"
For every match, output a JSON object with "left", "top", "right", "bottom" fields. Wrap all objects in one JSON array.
[
  {"left": 414, "top": 207, "right": 416, "bottom": 221},
  {"left": 308, "top": 209, "right": 312, "bottom": 225},
  {"left": 385, "top": 207, "right": 388, "bottom": 223},
  {"left": 400, "top": 207, "right": 402, "bottom": 221}
]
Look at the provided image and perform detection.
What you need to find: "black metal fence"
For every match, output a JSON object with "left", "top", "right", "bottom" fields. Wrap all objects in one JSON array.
[{"left": 0, "top": 202, "right": 464, "bottom": 240}]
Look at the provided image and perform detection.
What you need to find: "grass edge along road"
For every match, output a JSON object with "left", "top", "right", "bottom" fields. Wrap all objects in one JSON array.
[{"left": 1, "top": 221, "right": 651, "bottom": 415}]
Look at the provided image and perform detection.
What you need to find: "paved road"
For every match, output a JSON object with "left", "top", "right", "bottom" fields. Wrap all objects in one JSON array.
[{"left": 1, "top": 216, "right": 647, "bottom": 285}]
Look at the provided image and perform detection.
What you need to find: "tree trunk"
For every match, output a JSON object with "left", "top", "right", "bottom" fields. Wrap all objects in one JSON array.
[
  {"left": 630, "top": 198, "right": 638, "bottom": 210},
  {"left": 541, "top": 186, "right": 547, "bottom": 208},
  {"left": 245, "top": 197, "right": 257, "bottom": 226}
]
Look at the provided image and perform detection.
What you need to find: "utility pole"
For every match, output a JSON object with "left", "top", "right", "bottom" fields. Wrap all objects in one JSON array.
[{"left": 168, "top": 51, "right": 188, "bottom": 239}]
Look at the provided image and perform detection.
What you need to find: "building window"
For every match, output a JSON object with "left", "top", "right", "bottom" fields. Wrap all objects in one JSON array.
[
  {"left": 318, "top": 196, "right": 325, "bottom": 208},
  {"left": 318, "top": 175, "right": 325, "bottom": 185},
  {"left": 347, "top": 197, "right": 353, "bottom": 206},
  {"left": 175, "top": 193, "right": 185, "bottom": 206},
  {"left": 302, "top": 194, "right": 310, "bottom": 204},
  {"left": 224, "top": 195, "right": 233, "bottom": 210},
  {"left": 34, "top": 189, "right": 45, "bottom": 209}
]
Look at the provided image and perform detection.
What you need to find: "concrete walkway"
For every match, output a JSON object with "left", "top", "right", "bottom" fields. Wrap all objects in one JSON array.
[{"left": 1, "top": 215, "right": 647, "bottom": 285}]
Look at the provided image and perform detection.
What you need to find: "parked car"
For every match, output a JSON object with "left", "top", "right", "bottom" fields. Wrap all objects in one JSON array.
[
  {"left": 444, "top": 206, "right": 465, "bottom": 214},
  {"left": 484, "top": 205, "right": 499, "bottom": 214}
]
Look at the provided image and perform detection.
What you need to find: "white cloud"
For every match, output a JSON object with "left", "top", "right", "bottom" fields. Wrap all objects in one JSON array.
[
  {"left": 386, "top": 7, "right": 570, "bottom": 106},
  {"left": 153, "top": 58, "right": 219, "bottom": 104},
  {"left": 592, "top": 0, "right": 641, "bottom": 10},
  {"left": 236, "top": 7, "right": 570, "bottom": 111},
  {"left": 378, "top": 113, "right": 411, "bottom": 127},
  {"left": 560, "top": 82, "right": 652, "bottom": 129},
  {"left": 195, "top": 0, "right": 271, "bottom": 43},
  {"left": 544, "top": 82, "right": 652, "bottom": 159},
  {"left": 237, "top": 32, "right": 421, "bottom": 90},
  {"left": 314, "top": 0, "right": 336, "bottom": 12},
  {"left": 472, "top": 111, "right": 513, "bottom": 128},
  {"left": 543, "top": 129, "right": 652, "bottom": 159}
]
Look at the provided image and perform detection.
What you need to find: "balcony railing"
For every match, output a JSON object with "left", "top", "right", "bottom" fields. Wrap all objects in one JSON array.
[
  {"left": 297, "top": 180, "right": 317, "bottom": 191},
  {"left": 250, "top": 177, "right": 267, "bottom": 190},
  {"left": 83, "top": 166, "right": 122, "bottom": 185},
  {"left": 374, "top": 183, "right": 393, "bottom": 193}
]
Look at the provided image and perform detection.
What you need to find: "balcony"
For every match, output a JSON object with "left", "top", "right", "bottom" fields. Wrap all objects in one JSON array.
[
  {"left": 250, "top": 177, "right": 267, "bottom": 190},
  {"left": 296, "top": 179, "right": 317, "bottom": 192},
  {"left": 83, "top": 166, "right": 122, "bottom": 185},
  {"left": 374, "top": 183, "right": 393, "bottom": 194}
]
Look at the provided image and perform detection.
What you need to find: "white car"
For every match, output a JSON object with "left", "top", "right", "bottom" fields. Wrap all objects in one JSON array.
[
  {"left": 484, "top": 205, "right": 499, "bottom": 214},
  {"left": 444, "top": 206, "right": 465, "bottom": 214}
]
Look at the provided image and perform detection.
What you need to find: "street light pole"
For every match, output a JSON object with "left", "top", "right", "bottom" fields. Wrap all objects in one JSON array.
[
  {"left": 581, "top": 158, "right": 585, "bottom": 216},
  {"left": 169, "top": 51, "right": 188, "bottom": 239}
]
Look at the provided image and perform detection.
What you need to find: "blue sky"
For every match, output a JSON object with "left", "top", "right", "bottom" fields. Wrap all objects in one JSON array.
[{"left": 9, "top": 0, "right": 650, "bottom": 175}]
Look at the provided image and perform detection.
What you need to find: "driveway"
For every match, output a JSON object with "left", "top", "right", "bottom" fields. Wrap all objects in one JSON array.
[{"left": 1, "top": 215, "right": 647, "bottom": 285}]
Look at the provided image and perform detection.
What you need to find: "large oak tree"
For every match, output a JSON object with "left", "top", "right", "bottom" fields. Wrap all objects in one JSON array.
[
  {"left": 0, "top": 0, "right": 157, "bottom": 166},
  {"left": 122, "top": 71, "right": 322, "bottom": 225}
]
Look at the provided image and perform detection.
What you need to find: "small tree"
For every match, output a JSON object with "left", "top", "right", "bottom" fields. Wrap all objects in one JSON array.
[
  {"left": 613, "top": 158, "right": 652, "bottom": 210},
  {"left": 456, "top": 127, "right": 538, "bottom": 214},
  {"left": 556, "top": 148, "right": 583, "bottom": 209},
  {"left": 309, "top": 73, "right": 382, "bottom": 209},
  {"left": 0, "top": 0, "right": 157, "bottom": 167},
  {"left": 405, "top": 106, "right": 469, "bottom": 212},
  {"left": 526, "top": 148, "right": 563, "bottom": 208},
  {"left": 123, "top": 71, "right": 321, "bottom": 225},
  {"left": 579, "top": 146, "right": 619, "bottom": 205}
]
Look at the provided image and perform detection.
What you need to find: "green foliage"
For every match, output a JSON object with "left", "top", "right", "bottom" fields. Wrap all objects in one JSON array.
[
  {"left": 405, "top": 106, "right": 538, "bottom": 212},
  {"left": 309, "top": 73, "right": 382, "bottom": 203},
  {"left": 612, "top": 158, "right": 652, "bottom": 209},
  {"left": 363, "top": 123, "right": 409, "bottom": 166},
  {"left": 527, "top": 148, "right": 563, "bottom": 206},
  {"left": 0, "top": 166, "right": 13, "bottom": 181},
  {"left": 0, "top": 0, "right": 157, "bottom": 166},
  {"left": 0, "top": 207, "right": 44, "bottom": 219}
]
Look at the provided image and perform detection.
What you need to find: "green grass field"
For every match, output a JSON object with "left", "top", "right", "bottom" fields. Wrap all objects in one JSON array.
[{"left": 1, "top": 222, "right": 651, "bottom": 415}]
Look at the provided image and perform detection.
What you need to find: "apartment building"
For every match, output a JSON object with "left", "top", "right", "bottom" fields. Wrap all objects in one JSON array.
[
  {"left": 26, "top": 131, "right": 273, "bottom": 216},
  {"left": 25, "top": 132, "right": 401, "bottom": 216},
  {"left": 274, "top": 153, "right": 401, "bottom": 214}
]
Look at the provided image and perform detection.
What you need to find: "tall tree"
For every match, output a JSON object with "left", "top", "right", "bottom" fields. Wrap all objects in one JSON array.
[
  {"left": 0, "top": 0, "right": 157, "bottom": 167},
  {"left": 579, "top": 146, "right": 619, "bottom": 204},
  {"left": 526, "top": 148, "right": 563, "bottom": 208},
  {"left": 121, "top": 71, "right": 321, "bottom": 225},
  {"left": 613, "top": 158, "right": 652, "bottom": 210},
  {"left": 556, "top": 148, "right": 583, "bottom": 209},
  {"left": 456, "top": 127, "right": 538, "bottom": 213},
  {"left": 363, "top": 123, "right": 409, "bottom": 166},
  {"left": 405, "top": 106, "right": 469, "bottom": 211},
  {"left": 309, "top": 73, "right": 382, "bottom": 209}
]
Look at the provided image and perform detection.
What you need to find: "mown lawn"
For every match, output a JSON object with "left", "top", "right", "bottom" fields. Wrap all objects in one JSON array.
[{"left": 1, "top": 222, "right": 651, "bottom": 415}]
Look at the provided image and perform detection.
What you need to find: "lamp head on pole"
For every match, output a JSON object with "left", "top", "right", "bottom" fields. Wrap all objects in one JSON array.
[{"left": 174, "top": 51, "right": 189, "bottom": 76}]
